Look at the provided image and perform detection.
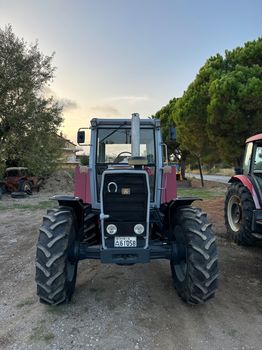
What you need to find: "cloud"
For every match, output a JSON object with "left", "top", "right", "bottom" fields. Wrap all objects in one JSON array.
[
  {"left": 43, "top": 87, "right": 78, "bottom": 112},
  {"left": 58, "top": 98, "right": 78, "bottom": 112},
  {"left": 90, "top": 105, "right": 119, "bottom": 115},
  {"left": 105, "top": 95, "right": 149, "bottom": 104}
]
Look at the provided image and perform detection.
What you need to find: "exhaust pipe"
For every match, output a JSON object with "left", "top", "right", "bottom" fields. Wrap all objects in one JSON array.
[
  {"left": 131, "top": 113, "right": 140, "bottom": 157},
  {"left": 129, "top": 113, "right": 147, "bottom": 166}
]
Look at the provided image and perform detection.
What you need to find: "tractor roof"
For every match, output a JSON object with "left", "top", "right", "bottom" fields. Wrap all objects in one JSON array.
[
  {"left": 90, "top": 118, "right": 160, "bottom": 127},
  {"left": 6, "top": 167, "right": 28, "bottom": 171},
  {"left": 246, "top": 133, "right": 262, "bottom": 143}
]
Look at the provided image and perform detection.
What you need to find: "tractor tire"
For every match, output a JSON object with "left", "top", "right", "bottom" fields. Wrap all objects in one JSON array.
[
  {"left": 11, "top": 191, "right": 28, "bottom": 198},
  {"left": 170, "top": 206, "right": 218, "bottom": 304},
  {"left": 82, "top": 205, "right": 99, "bottom": 245},
  {"left": 35, "top": 207, "right": 78, "bottom": 305},
  {"left": 225, "top": 182, "right": 257, "bottom": 246},
  {"left": 19, "top": 180, "right": 32, "bottom": 195}
]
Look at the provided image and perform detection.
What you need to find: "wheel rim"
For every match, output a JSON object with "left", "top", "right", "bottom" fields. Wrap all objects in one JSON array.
[
  {"left": 24, "top": 183, "right": 31, "bottom": 192},
  {"left": 172, "top": 226, "right": 188, "bottom": 282},
  {"left": 227, "top": 195, "right": 242, "bottom": 232}
]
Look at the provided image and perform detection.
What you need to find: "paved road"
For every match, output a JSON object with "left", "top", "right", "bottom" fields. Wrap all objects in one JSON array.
[{"left": 187, "top": 173, "right": 231, "bottom": 184}]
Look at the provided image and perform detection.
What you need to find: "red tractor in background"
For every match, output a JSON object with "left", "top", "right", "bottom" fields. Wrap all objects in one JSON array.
[
  {"left": 0, "top": 167, "right": 39, "bottom": 197},
  {"left": 225, "top": 134, "right": 262, "bottom": 245}
]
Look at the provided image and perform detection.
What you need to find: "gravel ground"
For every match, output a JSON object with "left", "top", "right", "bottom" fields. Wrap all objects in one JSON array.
[{"left": 0, "top": 193, "right": 262, "bottom": 350}]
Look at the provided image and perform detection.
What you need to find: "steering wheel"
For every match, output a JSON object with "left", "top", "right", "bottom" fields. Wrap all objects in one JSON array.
[{"left": 113, "top": 151, "right": 132, "bottom": 163}]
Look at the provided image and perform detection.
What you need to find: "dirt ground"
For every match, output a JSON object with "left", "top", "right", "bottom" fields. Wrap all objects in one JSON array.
[{"left": 0, "top": 186, "right": 262, "bottom": 350}]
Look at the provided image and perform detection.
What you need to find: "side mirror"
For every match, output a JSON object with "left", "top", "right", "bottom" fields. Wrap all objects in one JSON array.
[
  {"left": 77, "top": 130, "right": 85, "bottom": 144},
  {"left": 169, "top": 127, "right": 176, "bottom": 140}
]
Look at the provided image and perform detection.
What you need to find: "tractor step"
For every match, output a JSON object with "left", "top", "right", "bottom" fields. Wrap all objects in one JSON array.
[{"left": 252, "top": 210, "right": 262, "bottom": 233}]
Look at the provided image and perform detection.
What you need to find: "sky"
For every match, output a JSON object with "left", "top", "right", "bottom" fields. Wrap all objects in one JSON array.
[{"left": 0, "top": 0, "right": 261, "bottom": 143}]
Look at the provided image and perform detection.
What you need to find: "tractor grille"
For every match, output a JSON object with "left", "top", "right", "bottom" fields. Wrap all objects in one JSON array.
[
  {"left": 102, "top": 172, "right": 148, "bottom": 222},
  {"left": 101, "top": 171, "right": 149, "bottom": 249}
]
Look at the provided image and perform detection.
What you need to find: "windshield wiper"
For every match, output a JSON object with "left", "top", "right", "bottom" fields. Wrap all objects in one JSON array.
[{"left": 99, "top": 122, "right": 128, "bottom": 144}]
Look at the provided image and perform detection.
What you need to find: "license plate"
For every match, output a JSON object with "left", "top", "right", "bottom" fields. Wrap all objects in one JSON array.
[{"left": 114, "top": 236, "right": 137, "bottom": 248}]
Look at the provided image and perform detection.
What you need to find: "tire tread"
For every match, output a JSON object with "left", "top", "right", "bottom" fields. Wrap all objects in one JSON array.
[
  {"left": 171, "top": 205, "right": 218, "bottom": 304},
  {"left": 35, "top": 207, "right": 77, "bottom": 305}
]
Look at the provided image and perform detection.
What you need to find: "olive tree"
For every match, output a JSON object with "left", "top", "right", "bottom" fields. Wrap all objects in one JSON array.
[{"left": 0, "top": 25, "right": 63, "bottom": 176}]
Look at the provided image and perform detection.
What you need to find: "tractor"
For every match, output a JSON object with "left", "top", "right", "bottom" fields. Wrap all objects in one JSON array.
[
  {"left": 225, "top": 133, "right": 262, "bottom": 245},
  {"left": 0, "top": 167, "right": 39, "bottom": 194},
  {"left": 35, "top": 114, "right": 218, "bottom": 305}
]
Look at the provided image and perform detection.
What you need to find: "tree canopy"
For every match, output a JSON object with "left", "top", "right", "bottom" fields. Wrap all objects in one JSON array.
[
  {"left": 154, "top": 37, "right": 262, "bottom": 167},
  {"left": 0, "top": 25, "right": 64, "bottom": 176}
]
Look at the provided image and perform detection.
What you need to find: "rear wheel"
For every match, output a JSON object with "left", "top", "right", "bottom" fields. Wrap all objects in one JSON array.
[
  {"left": 19, "top": 180, "right": 32, "bottom": 194},
  {"left": 35, "top": 207, "right": 78, "bottom": 305},
  {"left": 225, "top": 182, "right": 256, "bottom": 245},
  {"left": 170, "top": 206, "right": 218, "bottom": 304}
]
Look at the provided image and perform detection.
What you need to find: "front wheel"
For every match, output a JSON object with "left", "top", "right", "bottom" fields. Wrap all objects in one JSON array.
[
  {"left": 35, "top": 207, "right": 78, "bottom": 305},
  {"left": 170, "top": 206, "right": 218, "bottom": 304}
]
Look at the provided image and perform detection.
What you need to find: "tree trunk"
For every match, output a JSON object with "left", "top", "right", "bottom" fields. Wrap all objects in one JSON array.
[
  {"left": 181, "top": 159, "right": 186, "bottom": 180},
  {"left": 197, "top": 156, "right": 204, "bottom": 187},
  {"left": 181, "top": 150, "right": 189, "bottom": 180}
]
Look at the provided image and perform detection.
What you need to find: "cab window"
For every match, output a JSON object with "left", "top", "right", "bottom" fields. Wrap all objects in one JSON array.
[
  {"left": 243, "top": 143, "right": 253, "bottom": 175},
  {"left": 96, "top": 128, "right": 155, "bottom": 164},
  {"left": 96, "top": 127, "right": 156, "bottom": 201},
  {"left": 254, "top": 144, "right": 262, "bottom": 173}
]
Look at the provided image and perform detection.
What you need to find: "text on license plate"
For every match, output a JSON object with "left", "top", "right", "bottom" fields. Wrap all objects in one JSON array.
[{"left": 114, "top": 236, "right": 137, "bottom": 247}]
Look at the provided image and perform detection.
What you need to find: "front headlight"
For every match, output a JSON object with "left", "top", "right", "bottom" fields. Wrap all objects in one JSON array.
[
  {"left": 106, "top": 224, "right": 117, "bottom": 235},
  {"left": 134, "top": 224, "right": 144, "bottom": 235}
]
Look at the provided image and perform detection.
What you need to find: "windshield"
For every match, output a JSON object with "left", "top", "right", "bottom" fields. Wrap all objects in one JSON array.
[
  {"left": 6, "top": 170, "right": 19, "bottom": 177},
  {"left": 96, "top": 127, "right": 156, "bottom": 201},
  {"left": 96, "top": 128, "right": 155, "bottom": 164}
]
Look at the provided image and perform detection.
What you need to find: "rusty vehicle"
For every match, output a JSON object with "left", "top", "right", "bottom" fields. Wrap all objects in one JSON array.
[
  {"left": 0, "top": 167, "right": 38, "bottom": 194},
  {"left": 35, "top": 113, "right": 218, "bottom": 305}
]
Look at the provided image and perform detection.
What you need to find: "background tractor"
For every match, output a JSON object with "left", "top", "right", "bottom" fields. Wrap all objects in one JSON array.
[
  {"left": 35, "top": 114, "right": 218, "bottom": 305},
  {"left": 225, "top": 134, "right": 262, "bottom": 245},
  {"left": 0, "top": 167, "right": 40, "bottom": 197}
]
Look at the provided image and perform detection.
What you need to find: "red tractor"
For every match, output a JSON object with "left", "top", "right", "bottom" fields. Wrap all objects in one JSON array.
[
  {"left": 35, "top": 114, "right": 218, "bottom": 305},
  {"left": 225, "top": 134, "right": 262, "bottom": 245}
]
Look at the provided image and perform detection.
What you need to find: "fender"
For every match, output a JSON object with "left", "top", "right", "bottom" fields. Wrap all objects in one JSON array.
[
  {"left": 162, "top": 197, "right": 202, "bottom": 240},
  {"left": 163, "top": 197, "right": 202, "bottom": 217},
  {"left": 50, "top": 195, "right": 85, "bottom": 227},
  {"left": 229, "top": 175, "right": 261, "bottom": 209},
  {"left": 168, "top": 197, "right": 202, "bottom": 207}
]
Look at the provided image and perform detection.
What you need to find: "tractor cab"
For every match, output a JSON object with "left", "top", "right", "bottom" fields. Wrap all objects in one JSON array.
[
  {"left": 94, "top": 118, "right": 157, "bottom": 203},
  {"left": 243, "top": 134, "right": 262, "bottom": 205}
]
